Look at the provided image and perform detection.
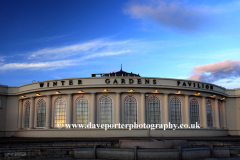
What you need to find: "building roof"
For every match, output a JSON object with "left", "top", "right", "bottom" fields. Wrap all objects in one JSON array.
[{"left": 91, "top": 64, "right": 140, "bottom": 77}]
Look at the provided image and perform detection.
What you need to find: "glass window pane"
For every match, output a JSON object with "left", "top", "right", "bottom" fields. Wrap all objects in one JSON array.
[
  {"left": 190, "top": 98, "right": 200, "bottom": 125},
  {"left": 147, "top": 96, "right": 161, "bottom": 124},
  {"left": 99, "top": 95, "right": 112, "bottom": 125},
  {"left": 124, "top": 96, "right": 137, "bottom": 124},
  {"left": 76, "top": 96, "right": 89, "bottom": 125},
  {"left": 54, "top": 97, "right": 66, "bottom": 128},
  {"left": 24, "top": 100, "right": 31, "bottom": 128},
  {"left": 37, "top": 99, "right": 46, "bottom": 127},
  {"left": 170, "top": 97, "right": 181, "bottom": 125}
]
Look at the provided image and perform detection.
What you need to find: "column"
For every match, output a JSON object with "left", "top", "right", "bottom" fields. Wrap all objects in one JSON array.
[
  {"left": 214, "top": 99, "right": 220, "bottom": 129},
  {"left": 90, "top": 93, "right": 96, "bottom": 124},
  {"left": 45, "top": 95, "right": 51, "bottom": 129},
  {"left": 18, "top": 99, "right": 23, "bottom": 130},
  {"left": 163, "top": 93, "right": 169, "bottom": 124},
  {"left": 139, "top": 93, "right": 146, "bottom": 124},
  {"left": 222, "top": 101, "right": 227, "bottom": 129},
  {"left": 29, "top": 97, "right": 35, "bottom": 129},
  {"left": 184, "top": 95, "right": 190, "bottom": 126},
  {"left": 21, "top": 100, "right": 25, "bottom": 129},
  {"left": 67, "top": 94, "right": 73, "bottom": 126},
  {"left": 51, "top": 97, "right": 54, "bottom": 128},
  {"left": 201, "top": 96, "right": 207, "bottom": 128},
  {"left": 34, "top": 99, "right": 37, "bottom": 128},
  {"left": 115, "top": 92, "right": 121, "bottom": 124}
]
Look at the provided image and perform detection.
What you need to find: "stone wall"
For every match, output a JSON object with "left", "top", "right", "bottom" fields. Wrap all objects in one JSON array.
[{"left": 1, "top": 140, "right": 240, "bottom": 160}]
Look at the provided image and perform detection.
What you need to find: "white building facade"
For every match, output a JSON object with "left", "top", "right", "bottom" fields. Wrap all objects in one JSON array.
[{"left": 0, "top": 71, "right": 240, "bottom": 137}]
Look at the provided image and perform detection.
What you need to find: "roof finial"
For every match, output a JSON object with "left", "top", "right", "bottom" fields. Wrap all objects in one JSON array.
[{"left": 121, "top": 64, "right": 122, "bottom": 71}]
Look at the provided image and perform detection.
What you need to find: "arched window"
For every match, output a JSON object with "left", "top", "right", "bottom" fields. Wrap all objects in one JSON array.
[
  {"left": 76, "top": 96, "right": 89, "bottom": 125},
  {"left": 190, "top": 98, "right": 200, "bottom": 124},
  {"left": 37, "top": 99, "right": 46, "bottom": 128},
  {"left": 170, "top": 97, "right": 181, "bottom": 125},
  {"left": 54, "top": 97, "right": 66, "bottom": 128},
  {"left": 99, "top": 95, "right": 112, "bottom": 124},
  {"left": 218, "top": 100, "right": 222, "bottom": 128},
  {"left": 124, "top": 95, "right": 137, "bottom": 124},
  {"left": 24, "top": 100, "right": 31, "bottom": 128},
  {"left": 206, "top": 99, "right": 213, "bottom": 127},
  {"left": 147, "top": 96, "right": 161, "bottom": 124}
]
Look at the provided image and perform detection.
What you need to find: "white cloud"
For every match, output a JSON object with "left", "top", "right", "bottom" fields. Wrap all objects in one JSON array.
[
  {"left": 0, "top": 60, "right": 75, "bottom": 70},
  {"left": 0, "top": 38, "right": 135, "bottom": 70},
  {"left": 83, "top": 50, "right": 131, "bottom": 59},
  {"left": 124, "top": 1, "right": 215, "bottom": 31},
  {"left": 1, "top": 38, "right": 192, "bottom": 71},
  {"left": 28, "top": 38, "right": 130, "bottom": 60},
  {"left": 0, "top": 50, "right": 130, "bottom": 70},
  {"left": 124, "top": 0, "right": 240, "bottom": 32},
  {"left": 188, "top": 59, "right": 240, "bottom": 83}
]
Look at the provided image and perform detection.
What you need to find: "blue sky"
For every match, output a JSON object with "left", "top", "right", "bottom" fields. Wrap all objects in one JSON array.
[{"left": 1, "top": 0, "right": 240, "bottom": 89}]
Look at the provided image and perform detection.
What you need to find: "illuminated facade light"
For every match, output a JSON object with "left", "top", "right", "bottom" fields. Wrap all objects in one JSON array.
[
  {"left": 36, "top": 93, "right": 41, "bottom": 96},
  {"left": 175, "top": 91, "right": 181, "bottom": 94},
  {"left": 210, "top": 95, "right": 216, "bottom": 98},
  {"left": 103, "top": 89, "right": 108, "bottom": 92},
  {"left": 153, "top": 90, "right": 159, "bottom": 93},
  {"left": 128, "top": 89, "right": 134, "bottom": 92},
  {"left": 55, "top": 91, "right": 61, "bottom": 94},
  {"left": 194, "top": 93, "right": 201, "bottom": 96},
  {"left": 78, "top": 90, "right": 84, "bottom": 93},
  {"left": 21, "top": 96, "right": 26, "bottom": 98},
  {"left": 221, "top": 97, "right": 225, "bottom": 100}
]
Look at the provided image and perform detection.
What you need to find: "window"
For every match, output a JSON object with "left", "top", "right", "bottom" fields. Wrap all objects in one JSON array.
[
  {"left": 170, "top": 97, "right": 181, "bottom": 125},
  {"left": 54, "top": 97, "right": 66, "bottom": 128},
  {"left": 76, "top": 96, "right": 89, "bottom": 125},
  {"left": 24, "top": 100, "right": 31, "bottom": 128},
  {"left": 124, "top": 95, "right": 137, "bottom": 124},
  {"left": 206, "top": 99, "right": 213, "bottom": 127},
  {"left": 37, "top": 99, "right": 46, "bottom": 128},
  {"left": 190, "top": 98, "right": 200, "bottom": 124},
  {"left": 147, "top": 96, "right": 161, "bottom": 124},
  {"left": 0, "top": 99, "right": 1, "bottom": 108},
  {"left": 99, "top": 95, "right": 112, "bottom": 124},
  {"left": 218, "top": 101, "right": 222, "bottom": 128}
]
